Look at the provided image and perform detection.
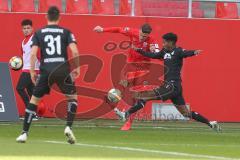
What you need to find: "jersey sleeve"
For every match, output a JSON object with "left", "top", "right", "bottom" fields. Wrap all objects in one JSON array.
[
  {"left": 136, "top": 49, "right": 164, "bottom": 59},
  {"left": 20, "top": 44, "right": 23, "bottom": 55},
  {"left": 178, "top": 47, "right": 196, "bottom": 58},
  {"left": 103, "top": 27, "right": 132, "bottom": 37},
  {"left": 31, "top": 32, "right": 40, "bottom": 47},
  {"left": 67, "top": 30, "right": 77, "bottom": 46}
]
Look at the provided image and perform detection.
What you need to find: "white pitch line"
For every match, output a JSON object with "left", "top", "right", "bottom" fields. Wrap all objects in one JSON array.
[
  {"left": 110, "top": 142, "right": 240, "bottom": 148},
  {"left": 45, "top": 140, "right": 239, "bottom": 160}
]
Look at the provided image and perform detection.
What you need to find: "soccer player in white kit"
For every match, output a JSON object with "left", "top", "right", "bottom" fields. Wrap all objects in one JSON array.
[{"left": 16, "top": 19, "right": 40, "bottom": 117}]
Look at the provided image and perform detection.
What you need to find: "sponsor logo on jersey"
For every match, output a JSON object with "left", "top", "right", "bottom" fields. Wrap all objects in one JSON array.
[
  {"left": 164, "top": 53, "right": 172, "bottom": 60},
  {"left": 44, "top": 57, "right": 65, "bottom": 63},
  {"left": 164, "top": 51, "right": 175, "bottom": 60}
]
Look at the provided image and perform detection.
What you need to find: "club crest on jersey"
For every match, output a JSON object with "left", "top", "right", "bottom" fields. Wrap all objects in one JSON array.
[{"left": 143, "top": 42, "right": 148, "bottom": 47}]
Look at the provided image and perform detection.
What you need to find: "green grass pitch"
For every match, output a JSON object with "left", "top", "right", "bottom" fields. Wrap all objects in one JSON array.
[{"left": 0, "top": 119, "right": 240, "bottom": 160}]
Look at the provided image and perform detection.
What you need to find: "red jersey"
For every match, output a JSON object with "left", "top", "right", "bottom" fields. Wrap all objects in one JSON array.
[
  {"left": 103, "top": 27, "right": 159, "bottom": 62},
  {"left": 21, "top": 34, "right": 40, "bottom": 72}
]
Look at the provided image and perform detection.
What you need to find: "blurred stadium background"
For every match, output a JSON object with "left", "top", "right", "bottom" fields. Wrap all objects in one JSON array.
[{"left": 1, "top": 0, "right": 240, "bottom": 18}]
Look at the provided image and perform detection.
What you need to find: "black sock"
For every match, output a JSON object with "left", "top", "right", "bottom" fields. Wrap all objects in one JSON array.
[
  {"left": 126, "top": 99, "right": 146, "bottom": 117},
  {"left": 23, "top": 103, "right": 37, "bottom": 133},
  {"left": 191, "top": 111, "right": 210, "bottom": 126},
  {"left": 66, "top": 100, "right": 78, "bottom": 128}
]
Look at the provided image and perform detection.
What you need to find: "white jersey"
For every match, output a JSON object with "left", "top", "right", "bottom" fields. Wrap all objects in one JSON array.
[{"left": 22, "top": 35, "right": 40, "bottom": 71}]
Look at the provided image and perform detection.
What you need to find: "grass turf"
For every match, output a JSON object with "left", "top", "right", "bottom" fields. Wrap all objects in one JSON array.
[{"left": 0, "top": 119, "right": 240, "bottom": 160}]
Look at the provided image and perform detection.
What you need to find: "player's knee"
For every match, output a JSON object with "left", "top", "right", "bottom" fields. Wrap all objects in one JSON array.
[
  {"left": 182, "top": 111, "right": 191, "bottom": 118},
  {"left": 29, "top": 96, "right": 41, "bottom": 105},
  {"left": 66, "top": 94, "right": 78, "bottom": 101},
  {"left": 25, "top": 103, "right": 38, "bottom": 116},
  {"left": 176, "top": 105, "right": 190, "bottom": 117},
  {"left": 137, "top": 99, "right": 146, "bottom": 109},
  {"left": 67, "top": 99, "right": 78, "bottom": 113}
]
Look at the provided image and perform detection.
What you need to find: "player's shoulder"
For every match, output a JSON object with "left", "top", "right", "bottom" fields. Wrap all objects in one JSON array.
[
  {"left": 58, "top": 26, "right": 71, "bottom": 33},
  {"left": 130, "top": 28, "right": 139, "bottom": 34},
  {"left": 175, "top": 47, "right": 184, "bottom": 53},
  {"left": 34, "top": 26, "right": 49, "bottom": 35},
  {"left": 34, "top": 28, "right": 42, "bottom": 36},
  {"left": 148, "top": 35, "right": 156, "bottom": 42},
  {"left": 52, "top": 25, "right": 72, "bottom": 33}
]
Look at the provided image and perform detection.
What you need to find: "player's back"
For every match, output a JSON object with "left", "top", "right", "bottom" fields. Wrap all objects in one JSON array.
[{"left": 32, "top": 25, "right": 76, "bottom": 74}]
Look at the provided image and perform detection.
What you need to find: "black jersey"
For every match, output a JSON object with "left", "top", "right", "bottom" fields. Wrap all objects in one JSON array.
[
  {"left": 137, "top": 47, "right": 196, "bottom": 81},
  {"left": 31, "top": 25, "right": 76, "bottom": 73}
]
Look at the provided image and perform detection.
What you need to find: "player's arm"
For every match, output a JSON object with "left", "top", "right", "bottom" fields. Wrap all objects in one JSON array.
[
  {"left": 67, "top": 31, "right": 80, "bottom": 80},
  {"left": 138, "top": 50, "right": 163, "bottom": 59},
  {"left": 30, "top": 46, "right": 38, "bottom": 84},
  {"left": 93, "top": 26, "right": 132, "bottom": 37},
  {"left": 69, "top": 43, "right": 80, "bottom": 80},
  {"left": 180, "top": 48, "right": 202, "bottom": 58},
  {"left": 133, "top": 46, "right": 164, "bottom": 59},
  {"left": 30, "top": 33, "right": 40, "bottom": 84},
  {"left": 20, "top": 45, "right": 23, "bottom": 56}
]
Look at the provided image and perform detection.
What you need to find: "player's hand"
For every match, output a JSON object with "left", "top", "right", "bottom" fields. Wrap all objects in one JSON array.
[
  {"left": 30, "top": 71, "right": 37, "bottom": 85},
  {"left": 71, "top": 68, "right": 80, "bottom": 81},
  {"left": 194, "top": 50, "right": 203, "bottom": 55},
  {"left": 93, "top": 26, "right": 104, "bottom": 33},
  {"left": 132, "top": 44, "right": 141, "bottom": 51},
  {"left": 149, "top": 44, "right": 156, "bottom": 52}
]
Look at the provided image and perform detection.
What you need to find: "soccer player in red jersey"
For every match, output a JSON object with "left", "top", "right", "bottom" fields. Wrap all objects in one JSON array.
[{"left": 94, "top": 24, "right": 159, "bottom": 131}]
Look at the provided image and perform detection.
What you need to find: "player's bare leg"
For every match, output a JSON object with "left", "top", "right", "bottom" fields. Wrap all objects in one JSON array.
[
  {"left": 64, "top": 94, "right": 78, "bottom": 144},
  {"left": 16, "top": 96, "right": 41, "bottom": 143},
  {"left": 119, "top": 77, "right": 140, "bottom": 131},
  {"left": 176, "top": 105, "right": 221, "bottom": 132},
  {"left": 120, "top": 96, "right": 137, "bottom": 131}
]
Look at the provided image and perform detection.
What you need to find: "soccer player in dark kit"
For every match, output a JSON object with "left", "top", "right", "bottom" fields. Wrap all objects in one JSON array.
[
  {"left": 16, "top": 6, "right": 80, "bottom": 144},
  {"left": 114, "top": 32, "right": 221, "bottom": 131}
]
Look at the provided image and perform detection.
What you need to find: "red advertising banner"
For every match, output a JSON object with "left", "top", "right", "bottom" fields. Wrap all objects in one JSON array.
[{"left": 0, "top": 13, "right": 240, "bottom": 122}]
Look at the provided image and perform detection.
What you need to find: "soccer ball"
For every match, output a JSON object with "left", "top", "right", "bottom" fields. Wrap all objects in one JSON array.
[
  {"left": 9, "top": 56, "right": 23, "bottom": 71},
  {"left": 107, "top": 88, "right": 122, "bottom": 103}
]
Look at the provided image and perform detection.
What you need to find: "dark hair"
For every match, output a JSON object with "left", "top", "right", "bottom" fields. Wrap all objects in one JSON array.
[
  {"left": 162, "top": 32, "right": 178, "bottom": 44},
  {"left": 141, "top": 23, "right": 152, "bottom": 34},
  {"left": 47, "top": 6, "right": 60, "bottom": 21},
  {"left": 21, "top": 19, "right": 32, "bottom": 26}
]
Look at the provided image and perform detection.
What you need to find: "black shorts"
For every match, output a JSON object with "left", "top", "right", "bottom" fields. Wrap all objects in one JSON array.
[
  {"left": 153, "top": 80, "right": 186, "bottom": 105},
  {"left": 16, "top": 72, "right": 34, "bottom": 93},
  {"left": 33, "top": 72, "right": 76, "bottom": 98}
]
